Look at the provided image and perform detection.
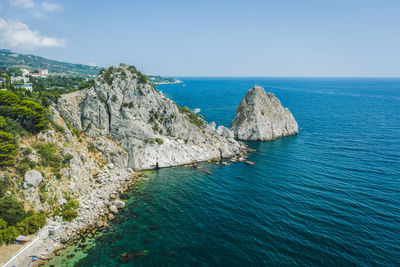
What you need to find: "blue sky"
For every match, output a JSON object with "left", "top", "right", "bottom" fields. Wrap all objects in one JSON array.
[{"left": 0, "top": 0, "right": 400, "bottom": 77}]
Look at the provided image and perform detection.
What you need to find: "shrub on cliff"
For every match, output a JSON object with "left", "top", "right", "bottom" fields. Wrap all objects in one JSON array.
[
  {"left": 178, "top": 105, "right": 204, "bottom": 127},
  {"left": 11, "top": 100, "right": 47, "bottom": 131},
  {"left": 0, "top": 130, "right": 16, "bottom": 166},
  {"left": 0, "top": 174, "right": 11, "bottom": 198},
  {"left": 34, "top": 143, "right": 62, "bottom": 169},
  {"left": 57, "top": 199, "right": 79, "bottom": 222}
]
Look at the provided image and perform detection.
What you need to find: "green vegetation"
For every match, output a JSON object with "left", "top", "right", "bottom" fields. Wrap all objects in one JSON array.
[
  {"left": 0, "top": 196, "right": 46, "bottom": 244},
  {"left": 71, "top": 127, "right": 82, "bottom": 137},
  {"left": 147, "top": 75, "right": 179, "bottom": 84},
  {"left": 56, "top": 199, "right": 79, "bottom": 222},
  {"left": 0, "top": 115, "right": 17, "bottom": 166},
  {"left": 144, "top": 138, "right": 155, "bottom": 144},
  {"left": 87, "top": 142, "right": 97, "bottom": 153},
  {"left": 11, "top": 100, "right": 47, "bottom": 131},
  {"left": 122, "top": 101, "right": 134, "bottom": 108},
  {"left": 0, "top": 49, "right": 100, "bottom": 78},
  {"left": 16, "top": 157, "right": 36, "bottom": 175},
  {"left": 63, "top": 153, "right": 73, "bottom": 165},
  {"left": 34, "top": 143, "right": 62, "bottom": 169},
  {"left": 52, "top": 121, "right": 66, "bottom": 134},
  {"left": 144, "top": 138, "right": 164, "bottom": 145},
  {"left": 99, "top": 66, "right": 115, "bottom": 86},
  {"left": 39, "top": 183, "right": 48, "bottom": 203},
  {"left": 0, "top": 174, "right": 11, "bottom": 198},
  {"left": 178, "top": 105, "right": 204, "bottom": 127},
  {"left": 137, "top": 72, "right": 148, "bottom": 84}
]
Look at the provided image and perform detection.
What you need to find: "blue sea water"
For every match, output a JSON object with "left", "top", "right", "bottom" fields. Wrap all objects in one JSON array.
[{"left": 56, "top": 78, "right": 400, "bottom": 266}]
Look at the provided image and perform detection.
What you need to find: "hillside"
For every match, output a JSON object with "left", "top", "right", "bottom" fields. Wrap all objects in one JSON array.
[
  {"left": 0, "top": 49, "right": 100, "bottom": 78},
  {"left": 0, "top": 63, "right": 247, "bottom": 265},
  {"left": 0, "top": 49, "right": 181, "bottom": 83},
  {"left": 147, "top": 75, "right": 182, "bottom": 84}
]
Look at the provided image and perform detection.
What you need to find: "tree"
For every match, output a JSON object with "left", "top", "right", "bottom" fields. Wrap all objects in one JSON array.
[
  {"left": 11, "top": 100, "right": 47, "bottom": 131},
  {"left": 0, "top": 116, "right": 7, "bottom": 128},
  {"left": 0, "top": 218, "right": 6, "bottom": 230},
  {"left": 0, "top": 90, "right": 20, "bottom": 106},
  {"left": 0, "top": 196, "right": 26, "bottom": 226},
  {"left": 0, "top": 131, "right": 16, "bottom": 166},
  {"left": 0, "top": 226, "right": 19, "bottom": 244},
  {"left": 16, "top": 213, "right": 46, "bottom": 235}
]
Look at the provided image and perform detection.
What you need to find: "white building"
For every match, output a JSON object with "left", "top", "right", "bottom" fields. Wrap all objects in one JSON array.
[
  {"left": 11, "top": 76, "right": 29, "bottom": 83},
  {"left": 13, "top": 83, "right": 33, "bottom": 92},
  {"left": 21, "top": 68, "right": 30, "bottom": 76},
  {"left": 40, "top": 68, "right": 49, "bottom": 76}
]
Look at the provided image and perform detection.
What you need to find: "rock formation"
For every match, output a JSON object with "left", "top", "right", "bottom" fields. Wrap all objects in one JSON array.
[
  {"left": 57, "top": 64, "right": 247, "bottom": 170},
  {"left": 230, "top": 85, "right": 298, "bottom": 141},
  {"left": 23, "top": 170, "right": 43, "bottom": 189}
]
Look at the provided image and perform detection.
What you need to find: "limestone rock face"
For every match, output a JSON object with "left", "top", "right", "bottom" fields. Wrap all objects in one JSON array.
[
  {"left": 230, "top": 85, "right": 298, "bottom": 141},
  {"left": 23, "top": 170, "right": 43, "bottom": 189},
  {"left": 57, "top": 64, "right": 247, "bottom": 170}
]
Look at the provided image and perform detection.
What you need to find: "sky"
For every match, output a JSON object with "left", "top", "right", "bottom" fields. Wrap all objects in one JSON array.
[{"left": 0, "top": 0, "right": 400, "bottom": 77}]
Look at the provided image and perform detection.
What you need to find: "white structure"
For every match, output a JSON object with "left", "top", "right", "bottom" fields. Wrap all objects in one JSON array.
[
  {"left": 11, "top": 76, "right": 29, "bottom": 83},
  {"left": 28, "top": 68, "right": 49, "bottom": 78},
  {"left": 13, "top": 83, "right": 33, "bottom": 92},
  {"left": 28, "top": 72, "right": 41, "bottom": 78},
  {"left": 40, "top": 68, "right": 49, "bottom": 76},
  {"left": 21, "top": 68, "right": 30, "bottom": 76}
]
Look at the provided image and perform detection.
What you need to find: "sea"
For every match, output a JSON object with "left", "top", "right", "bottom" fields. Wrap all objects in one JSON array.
[{"left": 47, "top": 77, "right": 400, "bottom": 266}]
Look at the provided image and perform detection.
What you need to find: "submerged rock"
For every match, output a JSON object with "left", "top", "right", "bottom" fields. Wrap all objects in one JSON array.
[{"left": 230, "top": 85, "right": 298, "bottom": 141}]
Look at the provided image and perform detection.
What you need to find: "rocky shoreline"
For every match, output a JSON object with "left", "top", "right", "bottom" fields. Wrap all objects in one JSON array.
[{"left": 7, "top": 66, "right": 297, "bottom": 266}]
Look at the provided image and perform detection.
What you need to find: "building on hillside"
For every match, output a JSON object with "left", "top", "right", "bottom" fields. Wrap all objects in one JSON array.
[
  {"left": 11, "top": 76, "right": 29, "bottom": 83},
  {"left": 29, "top": 72, "right": 40, "bottom": 78},
  {"left": 21, "top": 68, "right": 30, "bottom": 76},
  {"left": 40, "top": 68, "right": 49, "bottom": 76},
  {"left": 28, "top": 68, "right": 48, "bottom": 78},
  {"left": 13, "top": 82, "right": 33, "bottom": 92}
]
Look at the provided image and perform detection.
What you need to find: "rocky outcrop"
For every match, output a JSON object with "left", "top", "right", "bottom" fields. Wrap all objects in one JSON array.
[
  {"left": 230, "top": 85, "right": 298, "bottom": 141},
  {"left": 58, "top": 64, "right": 247, "bottom": 170},
  {"left": 23, "top": 170, "right": 43, "bottom": 189}
]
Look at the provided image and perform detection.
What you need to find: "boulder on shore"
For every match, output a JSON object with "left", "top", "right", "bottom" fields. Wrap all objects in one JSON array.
[{"left": 230, "top": 85, "right": 298, "bottom": 141}]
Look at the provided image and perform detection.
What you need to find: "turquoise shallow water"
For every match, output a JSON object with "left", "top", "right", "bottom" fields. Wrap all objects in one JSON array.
[{"left": 54, "top": 78, "right": 400, "bottom": 266}]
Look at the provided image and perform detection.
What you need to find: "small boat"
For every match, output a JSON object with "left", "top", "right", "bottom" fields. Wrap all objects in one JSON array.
[
  {"left": 193, "top": 108, "right": 201, "bottom": 113},
  {"left": 181, "top": 84, "right": 186, "bottom": 87}
]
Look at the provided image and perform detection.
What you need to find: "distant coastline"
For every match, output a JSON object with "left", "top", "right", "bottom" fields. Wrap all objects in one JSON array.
[{"left": 153, "top": 79, "right": 183, "bottom": 85}]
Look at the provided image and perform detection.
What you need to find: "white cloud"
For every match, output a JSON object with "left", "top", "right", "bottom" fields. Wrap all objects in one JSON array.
[
  {"left": 42, "top": 2, "right": 63, "bottom": 12},
  {"left": 9, "top": 0, "right": 34, "bottom": 8},
  {"left": 0, "top": 18, "right": 65, "bottom": 48},
  {"left": 33, "top": 12, "right": 45, "bottom": 18}
]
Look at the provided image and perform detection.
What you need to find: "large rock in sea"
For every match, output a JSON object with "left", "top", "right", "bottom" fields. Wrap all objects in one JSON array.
[
  {"left": 230, "top": 85, "right": 298, "bottom": 141},
  {"left": 23, "top": 170, "right": 43, "bottom": 189},
  {"left": 57, "top": 64, "right": 247, "bottom": 170}
]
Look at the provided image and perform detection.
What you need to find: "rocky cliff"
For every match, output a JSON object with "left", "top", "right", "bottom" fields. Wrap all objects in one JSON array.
[
  {"left": 57, "top": 64, "right": 247, "bottom": 170},
  {"left": 230, "top": 85, "right": 298, "bottom": 141}
]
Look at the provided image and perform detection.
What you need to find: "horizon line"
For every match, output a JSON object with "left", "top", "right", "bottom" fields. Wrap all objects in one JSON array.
[{"left": 166, "top": 75, "right": 400, "bottom": 79}]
